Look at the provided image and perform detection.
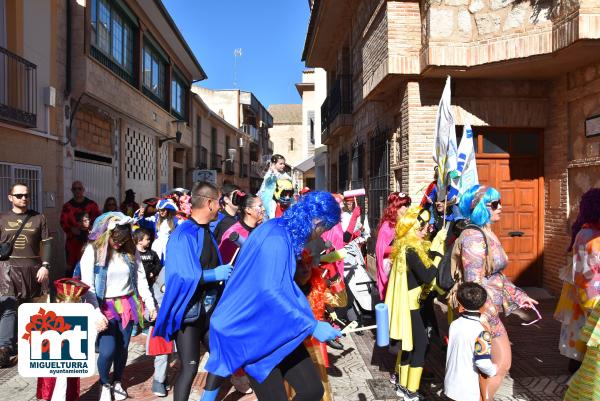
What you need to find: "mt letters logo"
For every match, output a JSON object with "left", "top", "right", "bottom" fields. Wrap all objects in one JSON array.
[{"left": 18, "top": 303, "right": 96, "bottom": 377}]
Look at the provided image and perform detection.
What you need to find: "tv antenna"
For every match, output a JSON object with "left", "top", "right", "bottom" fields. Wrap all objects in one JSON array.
[{"left": 233, "top": 48, "right": 242, "bottom": 87}]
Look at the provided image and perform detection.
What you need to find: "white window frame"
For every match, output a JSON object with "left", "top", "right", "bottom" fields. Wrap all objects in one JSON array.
[{"left": 0, "top": 162, "right": 43, "bottom": 213}]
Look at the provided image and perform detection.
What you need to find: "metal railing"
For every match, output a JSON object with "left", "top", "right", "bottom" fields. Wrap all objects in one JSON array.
[
  {"left": 211, "top": 153, "right": 222, "bottom": 171},
  {"left": 0, "top": 47, "right": 37, "bottom": 128},
  {"left": 242, "top": 124, "right": 259, "bottom": 141},
  {"left": 321, "top": 74, "right": 352, "bottom": 139}
]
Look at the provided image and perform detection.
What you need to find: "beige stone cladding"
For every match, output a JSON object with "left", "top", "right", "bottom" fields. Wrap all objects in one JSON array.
[{"left": 422, "top": 0, "right": 600, "bottom": 69}]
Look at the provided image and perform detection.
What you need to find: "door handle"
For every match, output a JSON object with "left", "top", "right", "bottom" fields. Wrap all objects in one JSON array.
[{"left": 508, "top": 231, "right": 524, "bottom": 237}]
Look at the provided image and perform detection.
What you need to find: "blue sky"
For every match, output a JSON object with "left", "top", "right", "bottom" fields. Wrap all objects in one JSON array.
[{"left": 163, "top": 1, "right": 310, "bottom": 108}]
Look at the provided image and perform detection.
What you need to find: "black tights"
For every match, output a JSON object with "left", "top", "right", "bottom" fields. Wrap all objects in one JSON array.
[
  {"left": 248, "top": 344, "right": 324, "bottom": 401},
  {"left": 400, "top": 309, "right": 428, "bottom": 367},
  {"left": 173, "top": 319, "right": 207, "bottom": 401}
]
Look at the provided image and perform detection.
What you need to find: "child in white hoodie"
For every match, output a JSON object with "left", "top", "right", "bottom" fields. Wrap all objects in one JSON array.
[{"left": 445, "top": 282, "right": 498, "bottom": 401}]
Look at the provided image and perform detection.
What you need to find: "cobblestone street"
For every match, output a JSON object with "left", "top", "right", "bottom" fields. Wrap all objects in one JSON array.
[{"left": 0, "top": 288, "right": 570, "bottom": 401}]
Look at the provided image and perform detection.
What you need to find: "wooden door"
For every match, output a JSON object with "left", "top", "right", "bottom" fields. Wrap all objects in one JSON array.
[{"left": 472, "top": 129, "right": 543, "bottom": 286}]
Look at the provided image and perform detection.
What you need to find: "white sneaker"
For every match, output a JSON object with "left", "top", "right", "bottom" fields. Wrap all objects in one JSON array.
[
  {"left": 112, "top": 381, "right": 128, "bottom": 401},
  {"left": 99, "top": 383, "right": 112, "bottom": 401},
  {"left": 231, "top": 374, "right": 253, "bottom": 394}
]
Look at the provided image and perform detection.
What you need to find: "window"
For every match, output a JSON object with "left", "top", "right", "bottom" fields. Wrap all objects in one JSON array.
[
  {"left": 143, "top": 44, "right": 166, "bottom": 103},
  {"left": 90, "top": 0, "right": 134, "bottom": 77},
  {"left": 239, "top": 148, "right": 245, "bottom": 178},
  {"left": 171, "top": 75, "right": 186, "bottom": 118},
  {"left": 225, "top": 136, "right": 230, "bottom": 158},
  {"left": 195, "top": 116, "right": 202, "bottom": 167},
  {"left": 289, "top": 138, "right": 295, "bottom": 151},
  {"left": 0, "top": 162, "right": 42, "bottom": 213},
  {"left": 308, "top": 110, "right": 315, "bottom": 144},
  {"left": 211, "top": 127, "right": 218, "bottom": 169}
]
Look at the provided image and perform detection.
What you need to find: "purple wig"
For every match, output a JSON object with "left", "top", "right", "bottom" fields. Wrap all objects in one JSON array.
[{"left": 568, "top": 188, "right": 600, "bottom": 250}]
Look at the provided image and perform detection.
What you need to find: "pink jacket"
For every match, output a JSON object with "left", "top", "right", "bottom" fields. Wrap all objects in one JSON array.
[
  {"left": 375, "top": 222, "right": 395, "bottom": 300},
  {"left": 219, "top": 222, "right": 250, "bottom": 264},
  {"left": 322, "top": 223, "right": 346, "bottom": 277}
]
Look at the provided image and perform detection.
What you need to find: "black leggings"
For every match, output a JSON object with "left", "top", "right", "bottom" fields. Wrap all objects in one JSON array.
[
  {"left": 400, "top": 309, "right": 428, "bottom": 367},
  {"left": 173, "top": 318, "right": 207, "bottom": 401},
  {"left": 248, "top": 344, "right": 324, "bottom": 401}
]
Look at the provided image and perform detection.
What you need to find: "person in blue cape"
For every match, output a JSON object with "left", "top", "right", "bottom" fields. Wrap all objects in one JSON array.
[
  {"left": 199, "top": 191, "right": 344, "bottom": 401},
  {"left": 152, "top": 181, "right": 233, "bottom": 401}
]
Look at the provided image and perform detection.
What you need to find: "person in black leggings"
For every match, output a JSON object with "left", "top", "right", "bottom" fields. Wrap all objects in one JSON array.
[{"left": 152, "top": 182, "right": 233, "bottom": 401}]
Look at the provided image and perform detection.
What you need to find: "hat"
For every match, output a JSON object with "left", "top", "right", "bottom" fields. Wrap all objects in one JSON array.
[
  {"left": 125, "top": 189, "right": 135, "bottom": 195},
  {"left": 300, "top": 187, "right": 311, "bottom": 195},
  {"left": 171, "top": 187, "right": 189, "bottom": 195},
  {"left": 274, "top": 179, "right": 294, "bottom": 201},
  {"left": 157, "top": 198, "right": 178, "bottom": 211},
  {"left": 143, "top": 197, "right": 159, "bottom": 206},
  {"left": 54, "top": 278, "right": 90, "bottom": 303}
]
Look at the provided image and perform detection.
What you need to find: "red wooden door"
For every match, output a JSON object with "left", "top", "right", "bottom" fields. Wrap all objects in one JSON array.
[{"left": 473, "top": 130, "right": 542, "bottom": 286}]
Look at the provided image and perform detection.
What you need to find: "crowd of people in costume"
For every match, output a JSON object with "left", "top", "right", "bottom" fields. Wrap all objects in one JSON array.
[{"left": 0, "top": 151, "right": 598, "bottom": 401}]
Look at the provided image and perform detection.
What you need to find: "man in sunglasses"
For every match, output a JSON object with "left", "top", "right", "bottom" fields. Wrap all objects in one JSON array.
[
  {"left": 60, "top": 181, "right": 100, "bottom": 277},
  {"left": 0, "top": 183, "right": 52, "bottom": 367}
]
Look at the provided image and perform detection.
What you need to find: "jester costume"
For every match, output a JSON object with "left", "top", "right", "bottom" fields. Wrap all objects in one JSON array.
[
  {"left": 36, "top": 278, "right": 90, "bottom": 401},
  {"left": 293, "top": 247, "right": 347, "bottom": 401}
]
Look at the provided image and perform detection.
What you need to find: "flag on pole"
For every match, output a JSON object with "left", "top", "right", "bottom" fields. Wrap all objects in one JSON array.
[
  {"left": 432, "top": 76, "right": 458, "bottom": 201},
  {"left": 456, "top": 123, "right": 479, "bottom": 194}
]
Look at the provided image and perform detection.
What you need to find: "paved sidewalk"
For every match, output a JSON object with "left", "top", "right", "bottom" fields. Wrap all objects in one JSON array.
[
  {"left": 329, "top": 287, "right": 571, "bottom": 401},
  {"left": 0, "top": 288, "right": 571, "bottom": 400}
]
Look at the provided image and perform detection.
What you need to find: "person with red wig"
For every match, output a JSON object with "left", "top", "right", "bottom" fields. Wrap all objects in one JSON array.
[{"left": 375, "top": 192, "right": 412, "bottom": 300}]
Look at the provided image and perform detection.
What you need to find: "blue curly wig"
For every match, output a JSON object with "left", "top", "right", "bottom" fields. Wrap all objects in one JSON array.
[
  {"left": 459, "top": 184, "right": 501, "bottom": 227},
  {"left": 279, "top": 191, "right": 341, "bottom": 255}
]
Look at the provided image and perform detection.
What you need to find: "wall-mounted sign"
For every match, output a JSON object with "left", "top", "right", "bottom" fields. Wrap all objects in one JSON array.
[
  {"left": 192, "top": 169, "right": 217, "bottom": 185},
  {"left": 585, "top": 114, "right": 600, "bottom": 137}
]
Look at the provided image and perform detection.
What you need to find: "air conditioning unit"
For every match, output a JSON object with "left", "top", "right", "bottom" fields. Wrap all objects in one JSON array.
[{"left": 238, "top": 137, "right": 244, "bottom": 148}]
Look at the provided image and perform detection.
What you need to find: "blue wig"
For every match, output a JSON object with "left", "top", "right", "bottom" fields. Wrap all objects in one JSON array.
[
  {"left": 279, "top": 191, "right": 341, "bottom": 255},
  {"left": 459, "top": 184, "right": 501, "bottom": 227}
]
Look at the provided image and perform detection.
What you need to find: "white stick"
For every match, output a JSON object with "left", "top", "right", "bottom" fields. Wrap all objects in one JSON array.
[{"left": 342, "top": 324, "right": 377, "bottom": 334}]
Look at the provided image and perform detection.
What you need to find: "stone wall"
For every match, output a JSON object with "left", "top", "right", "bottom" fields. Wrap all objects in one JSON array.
[
  {"left": 269, "top": 123, "right": 305, "bottom": 168},
  {"left": 420, "top": 0, "right": 600, "bottom": 68}
]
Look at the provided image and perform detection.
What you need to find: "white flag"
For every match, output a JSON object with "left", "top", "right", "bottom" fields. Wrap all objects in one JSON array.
[
  {"left": 433, "top": 76, "right": 458, "bottom": 200},
  {"left": 456, "top": 123, "right": 479, "bottom": 194}
]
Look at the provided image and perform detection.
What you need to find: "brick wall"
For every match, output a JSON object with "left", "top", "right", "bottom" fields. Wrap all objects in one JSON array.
[
  {"left": 73, "top": 107, "right": 112, "bottom": 156},
  {"left": 543, "top": 60, "right": 600, "bottom": 294}
]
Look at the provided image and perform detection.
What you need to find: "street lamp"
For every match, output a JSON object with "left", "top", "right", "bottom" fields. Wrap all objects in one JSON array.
[{"left": 159, "top": 120, "right": 185, "bottom": 147}]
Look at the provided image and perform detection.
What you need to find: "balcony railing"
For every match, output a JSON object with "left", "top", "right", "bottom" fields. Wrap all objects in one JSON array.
[
  {"left": 196, "top": 146, "right": 208, "bottom": 169},
  {"left": 321, "top": 74, "right": 352, "bottom": 142},
  {"left": 0, "top": 47, "right": 37, "bottom": 128},
  {"left": 242, "top": 124, "right": 259, "bottom": 141},
  {"left": 211, "top": 153, "right": 222, "bottom": 172}
]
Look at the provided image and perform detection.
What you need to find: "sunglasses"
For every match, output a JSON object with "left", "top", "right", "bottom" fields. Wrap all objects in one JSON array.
[
  {"left": 11, "top": 193, "right": 29, "bottom": 199},
  {"left": 486, "top": 200, "right": 501, "bottom": 211}
]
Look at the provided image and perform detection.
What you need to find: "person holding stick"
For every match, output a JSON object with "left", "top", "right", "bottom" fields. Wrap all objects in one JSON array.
[
  {"left": 199, "top": 191, "right": 343, "bottom": 401},
  {"left": 453, "top": 185, "right": 538, "bottom": 399}
]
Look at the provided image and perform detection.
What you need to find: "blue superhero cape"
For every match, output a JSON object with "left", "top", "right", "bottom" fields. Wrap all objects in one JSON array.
[
  {"left": 152, "top": 219, "right": 222, "bottom": 341},
  {"left": 204, "top": 218, "right": 317, "bottom": 383},
  {"left": 209, "top": 211, "right": 226, "bottom": 233}
]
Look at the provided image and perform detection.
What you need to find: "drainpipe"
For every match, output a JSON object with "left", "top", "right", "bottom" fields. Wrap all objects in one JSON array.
[{"left": 65, "top": 0, "right": 71, "bottom": 97}]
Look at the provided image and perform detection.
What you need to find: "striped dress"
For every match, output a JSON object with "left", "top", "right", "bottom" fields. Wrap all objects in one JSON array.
[{"left": 563, "top": 300, "right": 600, "bottom": 401}]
